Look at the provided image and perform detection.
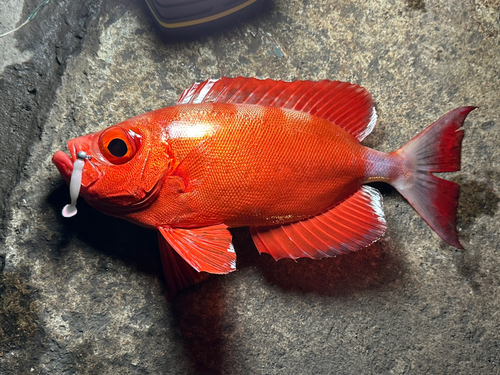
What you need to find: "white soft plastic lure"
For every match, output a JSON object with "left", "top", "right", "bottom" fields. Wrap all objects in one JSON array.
[{"left": 62, "top": 151, "right": 87, "bottom": 218}]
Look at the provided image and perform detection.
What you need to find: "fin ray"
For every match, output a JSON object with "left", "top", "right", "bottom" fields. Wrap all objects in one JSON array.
[
  {"left": 390, "top": 106, "right": 476, "bottom": 248},
  {"left": 158, "top": 224, "right": 236, "bottom": 274},
  {"left": 177, "top": 77, "right": 376, "bottom": 141},
  {"left": 250, "top": 186, "right": 387, "bottom": 260},
  {"left": 157, "top": 233, "right": 210, "bottom": 297}
]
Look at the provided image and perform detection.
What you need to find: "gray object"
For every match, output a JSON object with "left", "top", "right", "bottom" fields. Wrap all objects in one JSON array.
[{"left": 144, "top": 0, "right": 267, "bottom": 34}]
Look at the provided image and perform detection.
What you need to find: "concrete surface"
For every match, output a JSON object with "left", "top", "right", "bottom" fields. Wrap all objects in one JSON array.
[{"left": 1, "top": 0, "right": 499, "bottom": 374}]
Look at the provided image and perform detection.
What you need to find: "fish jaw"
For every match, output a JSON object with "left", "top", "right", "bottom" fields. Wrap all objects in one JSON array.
[
  {"left": 52, "top": 134, "right": 102, "bottom": 193},
  {"left": 52, "top": 150, "right": 73, "bottom": 184}
]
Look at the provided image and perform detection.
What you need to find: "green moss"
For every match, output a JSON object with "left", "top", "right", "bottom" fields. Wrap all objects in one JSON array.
[
  {"left": 406, "top": 0, "right": 426, "bottom": 10},
  {"left": 0, "top": 273, "right": 38, "bottom": 350}
]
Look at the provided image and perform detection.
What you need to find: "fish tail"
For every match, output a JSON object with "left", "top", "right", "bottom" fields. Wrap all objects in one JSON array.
[{"left": 385, "top": 107, "right": 476, "bottom": 248}]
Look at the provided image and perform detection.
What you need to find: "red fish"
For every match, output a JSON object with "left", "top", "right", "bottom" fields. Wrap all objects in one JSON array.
[{"left": 52, "top": 77, "right": 474, "bottom": 295}]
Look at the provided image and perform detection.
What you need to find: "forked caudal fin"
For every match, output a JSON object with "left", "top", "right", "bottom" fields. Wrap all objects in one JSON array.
[{"left": 388, "top": 106, "right": 476, "bottom": 249}]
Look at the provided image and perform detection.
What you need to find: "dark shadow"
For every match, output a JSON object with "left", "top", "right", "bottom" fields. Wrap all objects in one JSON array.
[
  {"left": 367, "top": 181, "right": 394, "bottom": 196},
  {"left": 170, "top": 278, "right": 226, "bottom": 375},
  {"left": 452, "top": 174, "right": 499, "bottom": 232},
  {"left": 48, "top": 178, "right": 403, "bottom": 373},
  {"left": 405, "top": 0, "right": 426, "bottom": 11},
  {"left": 47, "top": 181, "right": 163, "bottom": 277},
  {"left": 48, "top": 180, "right": 225, "bottom": 373},
  {"left": 232, "top": 227, "right": 403, "bottom": 296},
  {"left": 121, "top": 0, "right": 273, "bottom": 43},
  {"left": 445, "top": 173, "right": 500, "bottom": 293}
]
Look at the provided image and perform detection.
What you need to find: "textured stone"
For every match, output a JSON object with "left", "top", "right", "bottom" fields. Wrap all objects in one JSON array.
[{"left": 1, "top": 0, "right": 499, "bottom": 373}]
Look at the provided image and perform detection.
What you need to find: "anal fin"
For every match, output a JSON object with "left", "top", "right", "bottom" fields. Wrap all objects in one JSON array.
[
  {"left": 158, "top": 224, "right": 237, "bottom": 274},
  {"left": 250, "top": 186, "right": 387, "bottom": 260}
]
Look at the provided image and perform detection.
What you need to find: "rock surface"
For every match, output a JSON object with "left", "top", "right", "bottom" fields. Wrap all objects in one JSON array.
[{"left": 1, "top": 0, "right": 499, "bottom": 373}]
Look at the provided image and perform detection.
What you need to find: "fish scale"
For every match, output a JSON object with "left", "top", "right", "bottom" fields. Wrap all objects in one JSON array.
[{"left": 168, "top": 103, "right": 366, "bottom": 226}]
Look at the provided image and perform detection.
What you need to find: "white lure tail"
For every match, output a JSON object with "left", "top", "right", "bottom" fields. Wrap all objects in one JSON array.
[{"left": 62, "top": 153, "right": 86, "bottom": 218}]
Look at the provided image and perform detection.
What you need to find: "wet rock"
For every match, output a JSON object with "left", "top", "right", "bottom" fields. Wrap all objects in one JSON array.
[{"left": 1, "top": 0, "right": 499, "bottom": 373}]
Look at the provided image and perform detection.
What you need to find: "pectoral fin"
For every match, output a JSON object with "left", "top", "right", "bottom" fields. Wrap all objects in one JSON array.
[
  {"left": 250, "top": 186, "right": 387, "bottom": 260},
  {"left": 158, "top": 224, "right": 237, "bottom": 274}
]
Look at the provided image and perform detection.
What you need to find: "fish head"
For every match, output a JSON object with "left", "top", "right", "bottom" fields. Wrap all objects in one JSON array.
[{"left": 52, "top": 114, "right": 174, "bottom": 216}]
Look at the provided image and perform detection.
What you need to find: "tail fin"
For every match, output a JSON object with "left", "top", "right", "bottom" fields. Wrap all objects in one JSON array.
[{"left": 390, "top": 106, "right": 476, "bottom": 249}]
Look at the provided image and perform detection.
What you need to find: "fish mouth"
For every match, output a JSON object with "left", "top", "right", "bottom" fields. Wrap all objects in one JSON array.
[
  {"left": 52, "top": 150, "right": 73, "bottom": 184},
  {"left": 52, "top": 135, "right": 102, "bottom": 191}
]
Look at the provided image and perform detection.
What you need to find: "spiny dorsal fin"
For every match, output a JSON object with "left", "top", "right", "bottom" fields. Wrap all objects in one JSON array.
[{"left": 177, "top": 77, "right": 377, "bottom": 141}]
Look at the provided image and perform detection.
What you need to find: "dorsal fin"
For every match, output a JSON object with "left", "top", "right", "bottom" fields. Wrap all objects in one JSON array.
[{"left": 177, "top": 77, "right": 377, "bottom": 141}]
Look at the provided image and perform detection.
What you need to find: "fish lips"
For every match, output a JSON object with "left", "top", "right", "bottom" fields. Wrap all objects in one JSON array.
[
  {"left": 52, "top": 135, "right": 102, "bottom": 191},
  {"left": 52, "top": 150, "right": 74, "bottom": 184}
]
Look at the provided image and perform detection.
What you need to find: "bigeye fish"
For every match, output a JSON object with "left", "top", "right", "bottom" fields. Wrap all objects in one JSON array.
[{"left": 52, "top": 77, "right": 474, "bottom": 295}]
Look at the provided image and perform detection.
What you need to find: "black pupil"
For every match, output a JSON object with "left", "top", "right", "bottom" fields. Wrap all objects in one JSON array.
[{"left": 108, "top": 138, "right": 128, "bottom": 157}]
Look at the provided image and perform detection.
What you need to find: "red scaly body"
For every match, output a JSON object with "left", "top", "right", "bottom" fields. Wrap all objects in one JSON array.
[{"left": 124, "top": 103, "right": 370, "bottom": 228}]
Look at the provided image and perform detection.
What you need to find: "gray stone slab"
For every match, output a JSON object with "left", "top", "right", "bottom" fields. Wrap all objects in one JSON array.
[{"left": 1, "top": 0, "right": 499, "bottom": 374}]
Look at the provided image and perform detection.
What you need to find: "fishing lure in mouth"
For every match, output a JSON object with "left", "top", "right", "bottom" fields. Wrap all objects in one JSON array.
[
  {"left": 61, "top": 151, "right": 91, "bottom": 218},
  {"left": 52, "top": 77, "right": 475, "bottom": 295}
]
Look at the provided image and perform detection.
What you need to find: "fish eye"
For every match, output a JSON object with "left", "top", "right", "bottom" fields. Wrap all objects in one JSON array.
[
  {"left": 108, "top": 138, "right": 128, "bottom": 157},
  {"left": 99, "top": 127, "right": 141, "bottom": 165}
]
